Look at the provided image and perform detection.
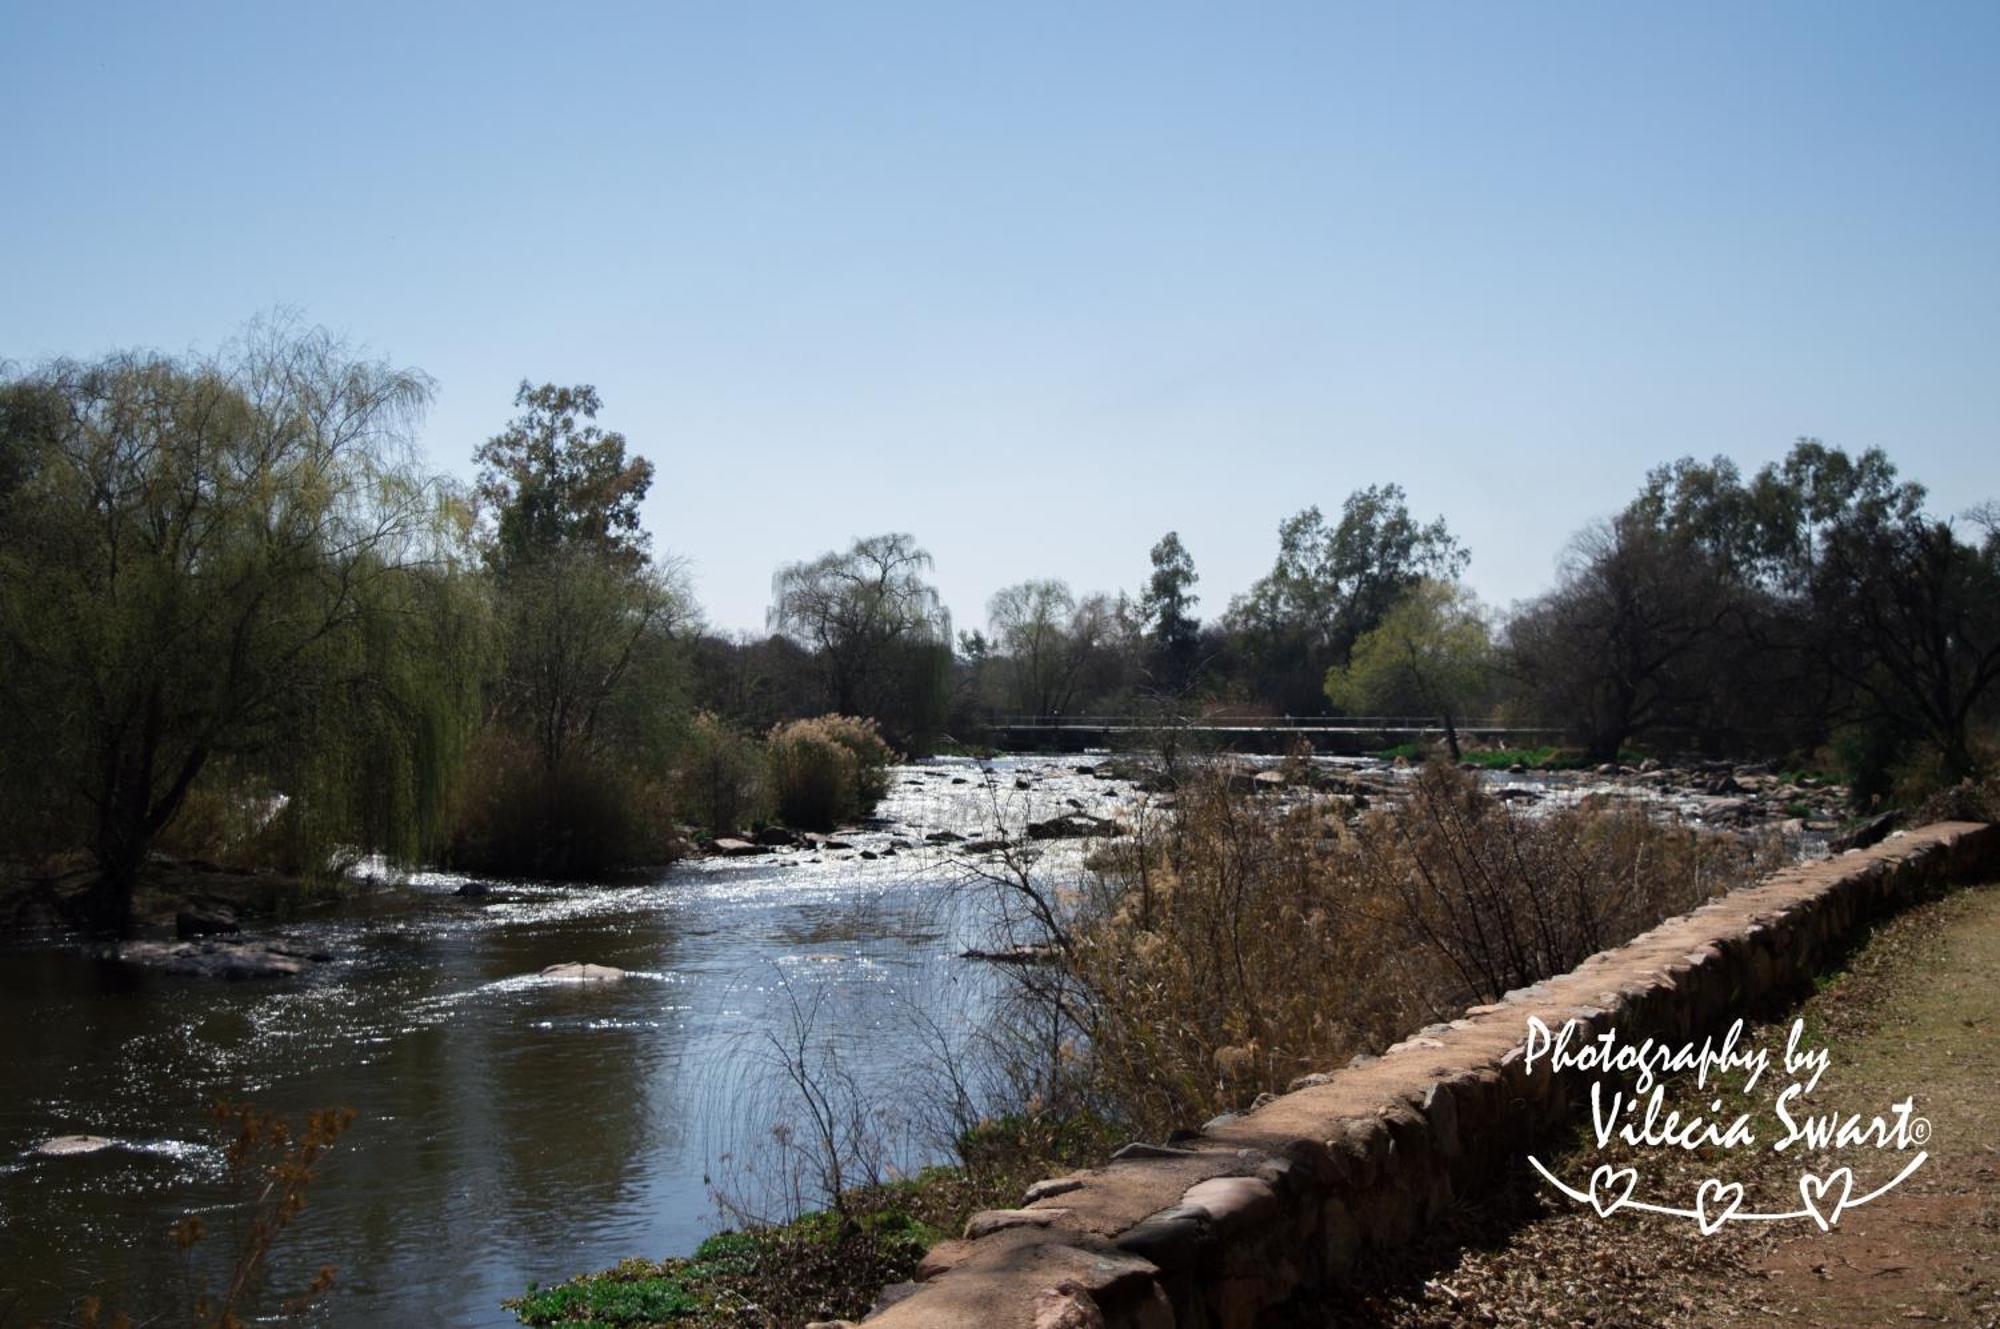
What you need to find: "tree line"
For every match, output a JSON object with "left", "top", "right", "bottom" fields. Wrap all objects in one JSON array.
[{"left": 3, "top": 320, "right": 1995, "bottom": 932}]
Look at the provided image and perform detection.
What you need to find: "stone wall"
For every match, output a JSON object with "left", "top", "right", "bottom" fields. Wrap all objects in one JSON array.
[{"left": 837, "top": 821, "right": 2000, "bottom": 1329}]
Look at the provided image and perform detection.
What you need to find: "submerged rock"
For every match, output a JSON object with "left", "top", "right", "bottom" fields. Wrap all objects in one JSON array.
[
  {"left": 115, "top": 940, "right": 323, "bottom": 980},
  {"left": 961, "top": 943, "right": 1056, "bottom": 965},
  {"left": 539, "top": 962, "right": 626, "bottom": 982}
]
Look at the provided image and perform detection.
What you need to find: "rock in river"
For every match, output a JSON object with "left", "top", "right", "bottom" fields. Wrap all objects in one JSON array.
[
  {"left": 116, "top": 940, "right": 324, "bottom": 980},
  {"left": 36, "top": 1135, "right": 116, "bottom": 1156},
  {"left": 540, "top": 962, "right": 626, "bottom": 982},
  {"left": 1026, "top": 812, "right": 1125, "bottom": 840}
]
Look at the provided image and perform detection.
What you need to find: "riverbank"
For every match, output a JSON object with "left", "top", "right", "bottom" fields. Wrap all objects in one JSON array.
[{"left": 0, "top": 746, "right": 1868, "bottom": 949}]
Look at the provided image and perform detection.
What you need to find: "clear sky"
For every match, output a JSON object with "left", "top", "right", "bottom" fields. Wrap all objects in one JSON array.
[{"left": 5, "top": 2, "right": 1997, "bottom": 635}]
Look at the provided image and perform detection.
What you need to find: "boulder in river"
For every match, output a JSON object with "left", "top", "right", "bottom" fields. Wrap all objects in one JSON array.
[
  {"left": 1026, "top": 812, "right": 1125, "bottom": 840},
  {"left": 540, "top": 962, "right": 626, "bottom": 982},
  {"left": 711, "top": 838, "right": 772, "bottom": 857},
  {"left": 36, "top": 1134, "right": 116, "bottom": 1156}
]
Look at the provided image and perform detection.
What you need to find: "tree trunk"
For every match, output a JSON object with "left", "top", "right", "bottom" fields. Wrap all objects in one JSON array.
[
  {"left": 1442, "top": 710, "right": 1462, "bottom": 762},
  {"left": 85, "top": 737, "right": 210, "bottom": 937},
  {"left": 83, "top": 833, "right": 145, "bottom": 937}
]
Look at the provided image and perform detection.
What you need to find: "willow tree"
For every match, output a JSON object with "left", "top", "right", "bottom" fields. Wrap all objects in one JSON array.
[
  {"left": 0, "top": 321, "right": 485, "bottom": 934},
  {"left": 768, "top": 533, "right": 951, "bottom": 742}
]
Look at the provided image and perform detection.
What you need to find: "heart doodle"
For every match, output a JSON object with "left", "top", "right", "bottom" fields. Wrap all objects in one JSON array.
[
  {"left": 1694, "top": 1178, "right": 1745, "bottom": 1234},
  {"left": 1586, "top": 1164, "right": 1639, "bottom": 1218},
  {"left": 1798, "top": 1167, "right": 1855, "bottom": 1231}
]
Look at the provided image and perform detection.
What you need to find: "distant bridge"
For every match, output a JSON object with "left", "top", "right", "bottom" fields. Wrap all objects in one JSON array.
[{"left": 982, "top": 715, "right": 1565, "bottom": 754}]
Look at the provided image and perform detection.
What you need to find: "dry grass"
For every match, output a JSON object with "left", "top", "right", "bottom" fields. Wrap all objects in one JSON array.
[{"left": 1067, "top": 760, "right": 1779, "bottom": 1139}]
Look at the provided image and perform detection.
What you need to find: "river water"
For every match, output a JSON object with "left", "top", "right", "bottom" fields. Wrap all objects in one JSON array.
[
  {"left": 0, "top": 757, "right": 1139, "bottom": 1328},
  {"left": 0, "top": 752, "right": 1816, "bottom": 1327}
]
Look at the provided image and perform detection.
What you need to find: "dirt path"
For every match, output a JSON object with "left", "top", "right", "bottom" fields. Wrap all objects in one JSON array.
[{"left": 1284, "top": 880, "right": 2000, "bottom": 1329}]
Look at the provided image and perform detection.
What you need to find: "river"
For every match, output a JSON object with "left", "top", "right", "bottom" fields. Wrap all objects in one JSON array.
[
  {"left": 0, "top": 751, "right": 1825, "bottom": 1327},
  {"left": 0, "top": 756, "right": 1144, "bottom": 1328}
]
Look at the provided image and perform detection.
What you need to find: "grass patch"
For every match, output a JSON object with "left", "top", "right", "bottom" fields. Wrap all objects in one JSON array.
[
  {"left": 508, "top": 1208, "right": 942, "bottom": 1327},
  {"left": 511, "top": 1269, "right": 699, "bottom": 1326},
  {"left": 508, "top": 1116, "right": 1122, "bottom": 1328}
]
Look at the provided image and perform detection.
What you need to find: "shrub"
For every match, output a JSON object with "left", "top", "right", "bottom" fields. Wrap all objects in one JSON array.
[
  {"left": 808, "top": 713, "right": 896, "bottom": 806},
  {"left": 765, "top": 715, "right": 895, "bottom": 831},
  {"left": 444, "top": 731, "right": 679, "bottom": 878},
  {"left": 1060, "top": 758, "right": 1777, "bottom": 1138},
  {"left": 674, "top": 712, "right": 767, "bottom": 837}
]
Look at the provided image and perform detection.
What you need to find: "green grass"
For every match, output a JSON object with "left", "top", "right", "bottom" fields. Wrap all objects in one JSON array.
[
  {"left": 506, "top": 1188, "right": 953, "bottom": 1326},
  {"left": 511, "top": 1269, "right": 699, "bottom": 1326}
]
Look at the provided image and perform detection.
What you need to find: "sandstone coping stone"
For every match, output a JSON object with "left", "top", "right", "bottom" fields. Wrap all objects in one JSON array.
[
  {"left": 966, "top": 1208, "right": 1071, "bottom": 1240},
  {"left": 861, "top": 821, "right": 1999, "bottom": 1329}
]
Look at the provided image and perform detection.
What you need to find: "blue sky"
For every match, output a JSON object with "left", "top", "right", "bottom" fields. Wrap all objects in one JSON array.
[{"left": 5, "top": 2, "right": 1996, "bottom": 634}]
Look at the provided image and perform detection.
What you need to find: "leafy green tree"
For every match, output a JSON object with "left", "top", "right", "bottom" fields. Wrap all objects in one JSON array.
[
  {"left": 1228, "top": 485, "right": 1466, "bottom": 713},
  {"left": 1141, "top": 532, "right": 1201, "bottom": 692},
  {"left": 0, "top": 322, "right": 483, "bottom": 933},
  {"left": 473, "top": 381, "right": 693, "bottom": 771},
  {"left": 474, "top": 382, "right": 655, "bottom": 572},
  {"left": 1326, "top": 580, "right": 1493, "bottom": 759},
  {"left": 1611, "top": 439, "right": 1997, "bottom": 783}
]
